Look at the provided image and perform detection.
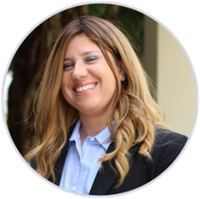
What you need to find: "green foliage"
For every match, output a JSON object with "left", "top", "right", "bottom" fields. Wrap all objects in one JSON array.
[
  {"left": 88, "top": 4, "right": 144, "bottom": 59},
  {"left": 118, "top": 6, "right": 144, "bottom": 56},
  {"left": 88, "top": 4, "right": 108, "bottom": 18}
]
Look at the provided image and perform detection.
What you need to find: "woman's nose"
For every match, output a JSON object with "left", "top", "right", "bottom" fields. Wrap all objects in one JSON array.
[{"left": 72, "top": 61, "right": 88, "bottom": 80}]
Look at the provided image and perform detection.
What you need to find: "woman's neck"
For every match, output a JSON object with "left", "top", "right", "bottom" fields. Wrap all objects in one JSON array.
[{"left": 79, "top": 113, "right": 109, "bottom": 145}]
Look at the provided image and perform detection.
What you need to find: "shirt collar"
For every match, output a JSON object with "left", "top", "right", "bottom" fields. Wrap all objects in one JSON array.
[
  {"left": 68, "top": 119, "right": 114, "bottom": 150},
  {"left": 69, "top": 119, "right": 81, "bottom": 143},
  {"left": 94, "top": 126, "right": 112, "bottom": 150}
]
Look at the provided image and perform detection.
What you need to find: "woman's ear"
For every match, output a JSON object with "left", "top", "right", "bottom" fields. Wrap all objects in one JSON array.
[{"left": 117, "top": 61, "right": 126, "bottom": 81}]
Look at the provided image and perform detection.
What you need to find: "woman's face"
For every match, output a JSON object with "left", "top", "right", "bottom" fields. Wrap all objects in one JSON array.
[{"left": 61, "top": 34, "right": 124, "bottom": 118}]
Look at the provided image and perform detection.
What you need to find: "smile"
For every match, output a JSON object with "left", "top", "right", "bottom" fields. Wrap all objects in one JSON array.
[{"left": 74, "top": 84, "right": 97, "bottom": 93}]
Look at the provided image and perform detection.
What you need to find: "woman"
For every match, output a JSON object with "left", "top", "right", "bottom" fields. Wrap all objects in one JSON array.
[{"left": 26, "top": 16, "right": 187, "bottom": 195}]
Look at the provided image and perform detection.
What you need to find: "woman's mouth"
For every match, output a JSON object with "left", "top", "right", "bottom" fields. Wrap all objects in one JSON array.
[{"left": 73, "top": 83, "right": 97, "bottom": 93}]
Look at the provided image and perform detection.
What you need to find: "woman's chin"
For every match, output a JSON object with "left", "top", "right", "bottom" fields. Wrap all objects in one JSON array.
[{"left": 77, "top": 106, "right": 99, "bottom": 117}]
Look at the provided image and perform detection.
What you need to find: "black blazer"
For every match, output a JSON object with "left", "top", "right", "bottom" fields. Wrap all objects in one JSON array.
[{"left": 33, "top": 127, "right": 188, "bottom": 195}]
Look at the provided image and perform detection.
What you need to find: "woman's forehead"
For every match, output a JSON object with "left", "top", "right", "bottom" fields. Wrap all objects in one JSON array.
[{"left": 65, "top": 34, "right": 101, "bottom": 55}]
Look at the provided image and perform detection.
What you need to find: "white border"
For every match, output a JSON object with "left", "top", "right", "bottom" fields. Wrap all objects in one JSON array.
[{"left": 0, "top": 0, "right": 200, "bottom": 198}]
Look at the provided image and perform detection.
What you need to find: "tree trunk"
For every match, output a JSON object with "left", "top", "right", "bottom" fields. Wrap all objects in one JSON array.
[{"left": 105, "top": 5, "right": 119, "bottom": 20}]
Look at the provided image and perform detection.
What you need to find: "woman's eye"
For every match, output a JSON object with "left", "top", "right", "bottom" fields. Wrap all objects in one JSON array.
[
  {"left": 86, "top": 57, "right": 97, "bottom": 62},
  {"left": 63, "top": 63, "right": 74, "bottom": 69}
]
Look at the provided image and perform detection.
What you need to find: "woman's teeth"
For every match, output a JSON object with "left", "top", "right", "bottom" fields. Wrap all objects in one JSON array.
[{"left": 75, "top": 84, "right": 96, "bottom": 93}]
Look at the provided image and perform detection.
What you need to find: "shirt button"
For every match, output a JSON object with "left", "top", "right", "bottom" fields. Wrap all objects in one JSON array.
[
  {"left": 72, "top": 186, "right": 76, "bottom": 191},
  {"left": 90, "top": 138, "right": 95, "bottom": 141}
]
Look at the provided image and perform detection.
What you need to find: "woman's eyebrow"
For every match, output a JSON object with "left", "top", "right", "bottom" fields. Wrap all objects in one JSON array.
[
  {"left": 64, "top": 57, "right": 71, "bottom": 61},
  {"left": 82, "top": 50, "right": 100, "bottom": 55},
  {"left": 64, "top": 51, "right": 101, "bottom": 61}
]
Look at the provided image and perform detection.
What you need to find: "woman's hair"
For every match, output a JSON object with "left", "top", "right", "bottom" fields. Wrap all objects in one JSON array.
[{"left": 25, "top": 15, "right": 166, "bottom": 187}]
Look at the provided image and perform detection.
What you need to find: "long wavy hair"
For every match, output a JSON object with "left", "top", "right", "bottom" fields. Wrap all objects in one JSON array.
[{"left": 25, "top": 15, "right": 166, "bottom": 187}]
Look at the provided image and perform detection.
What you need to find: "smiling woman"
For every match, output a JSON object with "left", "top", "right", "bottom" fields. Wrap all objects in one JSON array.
[
  {"left": 25, "top": 16, "right": 187, "bottom": 195},
  {"left": 61, "top": 34, "right": 124, "bottom": 122}
]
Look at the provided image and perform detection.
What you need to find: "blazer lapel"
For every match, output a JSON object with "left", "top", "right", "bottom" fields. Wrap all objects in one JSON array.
[
  {"left": 89, "top": 141, "right": 117, "bottom": 195},
  {"left": 53, "top": 140, "right": 70, "bottom": 185},
  {"left": 49, "top": 122, "right": 76, "bottom": 185},
  {"left": 89, "top": 142, "right": 142, "bottom": 195}
]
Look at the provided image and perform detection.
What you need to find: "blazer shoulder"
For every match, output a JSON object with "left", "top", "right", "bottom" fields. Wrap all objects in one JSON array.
[
  {"left": 154, "top": 127, "right": 188, "bottom": 147},
  {"left": 150, "top": 127, "right": 188, "bottom": 176}
]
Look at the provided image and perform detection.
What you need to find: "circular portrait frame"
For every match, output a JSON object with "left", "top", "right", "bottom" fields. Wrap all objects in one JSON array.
[{"left": 1, "top": 1, "right": 200, "bottom": 198}]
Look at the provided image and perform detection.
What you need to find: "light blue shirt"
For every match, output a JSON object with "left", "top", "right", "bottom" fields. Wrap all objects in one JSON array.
[{"left": 59, "top": 119, "right": 112, "bottom": 194}]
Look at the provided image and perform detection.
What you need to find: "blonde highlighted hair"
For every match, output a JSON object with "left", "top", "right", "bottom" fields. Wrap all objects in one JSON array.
[{"left": 25, "top": 16, "right": 166, "bottom": 187}]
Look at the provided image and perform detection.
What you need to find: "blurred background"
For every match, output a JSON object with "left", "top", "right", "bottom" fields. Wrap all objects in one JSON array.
[{"left": 3, "top": 4, "right": 196, "bottom": 157}]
